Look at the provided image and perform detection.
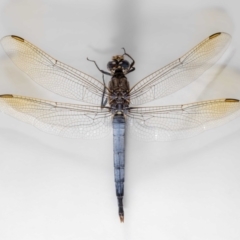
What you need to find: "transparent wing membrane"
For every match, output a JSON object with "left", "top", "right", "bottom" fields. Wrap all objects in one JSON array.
[
  {"left": 130, "top": 32, "right": 231, "bottom": 105},
  {"left": 127, "top": 98, "right": 240, "bottom": 141},
  {"left": 1, "top": 35, "right": 106, "bottom": 105},
  {"left": 1, "top": 33, "right": 238, "bottom": 142},
  {"left": 0, "top": 94, "right": 112, "bottom": 139}
]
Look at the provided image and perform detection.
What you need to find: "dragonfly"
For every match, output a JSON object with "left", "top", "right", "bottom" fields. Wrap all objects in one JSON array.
[{"left": 0, "top": 32, "right": 239, "bottom": 222}]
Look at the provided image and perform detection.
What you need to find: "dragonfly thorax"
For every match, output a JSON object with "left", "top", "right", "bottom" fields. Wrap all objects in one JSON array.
[{"left": 108, "top": 74, "right": 130, "bottom": 114}]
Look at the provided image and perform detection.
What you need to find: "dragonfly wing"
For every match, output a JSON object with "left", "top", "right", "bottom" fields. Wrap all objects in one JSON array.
[
  {"left": 129, "top": 32, "right": 231, "bottom": 105},
  {"left": 0, "top": 94, "right": 112, "bottom": 139},
  {"left": 1, "top": 35, "right": 107, "bottom": 105},
  {"left": 126, "top": 98, "right": 240, "bottom": 141}
]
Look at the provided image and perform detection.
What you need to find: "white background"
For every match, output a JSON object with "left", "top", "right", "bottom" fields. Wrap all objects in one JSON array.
[{"left": 0, "top": 0, "right": 240, "bottom": 239}]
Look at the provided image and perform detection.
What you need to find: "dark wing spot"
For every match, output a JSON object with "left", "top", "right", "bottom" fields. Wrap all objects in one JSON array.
[
  {"left": 11, "top": 35, "right": 24, "bottom": 42},
  {"left": 209, "top": 32, "right": 221, "bottom": 39},
  {"left": 225, "top": 98, "right": 239, "bottom": 102},
  {"left": 0, "top": 94, "right": 14, "bottom": 98}
]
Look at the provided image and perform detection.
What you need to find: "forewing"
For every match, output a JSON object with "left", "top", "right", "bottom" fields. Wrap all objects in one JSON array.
[
  {"left": 130, "top": 32, "right": 231, "bottom": 105},
  {"left": 126, "top": 98, "right": 240, "bottom": 141},
  {"left": 1, "top": 35, "right": 107, "bottom": 105},
  {"left": 0, "top": 94, "right": 112, "bottom": 139}
]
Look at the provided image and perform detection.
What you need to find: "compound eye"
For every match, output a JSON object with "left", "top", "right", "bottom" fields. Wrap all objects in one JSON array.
[
  {"left": 120, "top": 60, "right": 129, "bottom": 70},
  {"left": 107, "top": 61, "right": 117, "bottom": 70}
]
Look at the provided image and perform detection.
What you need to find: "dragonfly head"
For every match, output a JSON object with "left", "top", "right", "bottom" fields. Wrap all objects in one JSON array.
[{"left": 107, "top": 55, "right": 130, "bottom": 74}]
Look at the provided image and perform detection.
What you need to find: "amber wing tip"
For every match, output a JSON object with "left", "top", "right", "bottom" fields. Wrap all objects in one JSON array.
[{"left": 120, "top": 215, "right": 124, "bottom": 223}]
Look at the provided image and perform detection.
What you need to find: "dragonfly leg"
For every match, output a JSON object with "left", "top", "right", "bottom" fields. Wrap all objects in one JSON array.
[
  {"left": 87, "top": 57, "right": 112, "bottom": 76},
  {"left": 101, "top": 74, "right": 108, "bottom": 108},
  {"left": 127, "top": 67, "right": 135, "bottom": 74},
  {"left": 121, "top": 48, "right": 135, "bottom": 74}
]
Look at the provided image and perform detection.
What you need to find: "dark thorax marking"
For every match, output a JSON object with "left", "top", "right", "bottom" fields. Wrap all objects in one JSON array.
[{"left": 108, "top": 69, "right": 130, "bottom": 112}]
